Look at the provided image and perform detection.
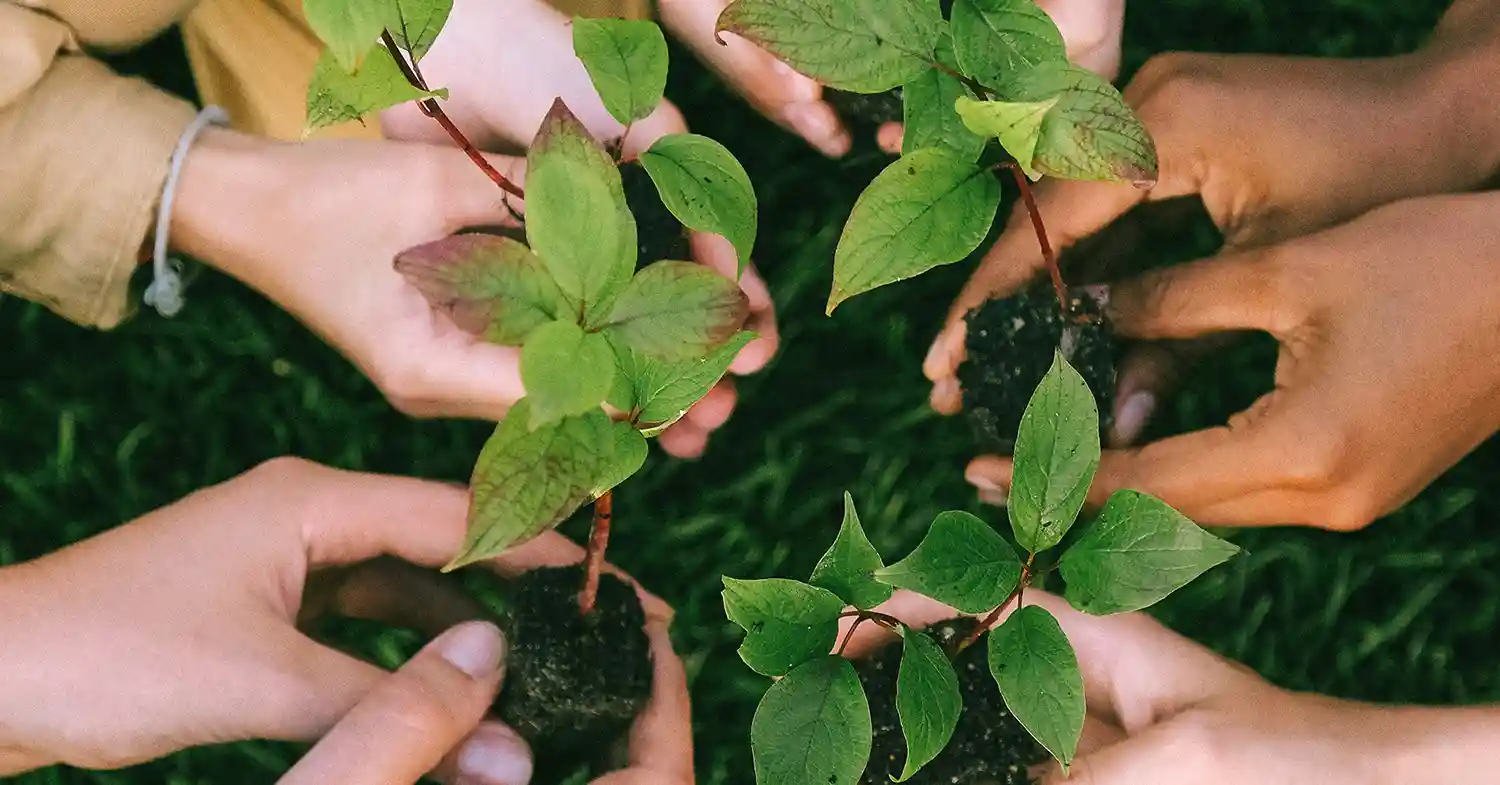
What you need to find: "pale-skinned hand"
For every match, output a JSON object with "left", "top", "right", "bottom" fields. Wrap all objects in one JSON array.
[
  {"left": 174, "top": 123, "right": 766, "bottom": 459},
  {"left": 0, "top": 457, "right": 687, "bottom": 785},
  {"left": 966, "top": 192, "right": 1500, "bottom": 530},
  {"left": 924, "top": 24, "right": 1500, "bottom": 426},
  {"left": 839, "top": 590, "right": 1500, "bottom": 785}
]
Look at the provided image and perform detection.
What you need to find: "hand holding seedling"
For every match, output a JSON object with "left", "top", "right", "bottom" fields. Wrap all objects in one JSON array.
[
  {"left": 925, "top": 8, "right": 1500, "bottom": 418},
  {"left": 837, "top": 590, "right": 1500, "bottom": 785},
  {"left": 971, "top": 191, "right": 1500, "bottom": 531},
  {"left": 0, "top": 458, "right": 678, "bottom": 780}
]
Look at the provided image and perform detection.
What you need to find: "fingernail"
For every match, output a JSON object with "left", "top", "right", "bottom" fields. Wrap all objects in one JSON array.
[
  {"left": 1115, "top": 391, "right": 1156, "bottom": 445},
  {"left": 457, "top": 724, "right": 534, "bottom": 785},
  {"left": 783, "top": 103, "right": 849, "bottom": 157},
  {"left": 978, "top": 486, "right": 1009, "bottom": 507},
  {"left": 438, "top": 621, "right": 506, "bottom": 679}
]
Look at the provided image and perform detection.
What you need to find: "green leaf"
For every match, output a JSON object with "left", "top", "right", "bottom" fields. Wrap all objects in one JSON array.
[
  {"left": 901, "top": 36, "right": 986, "bottom": 162},
  {"left": 1060, "top": 490, "right": 1240, "bottom": 615},
  {"left": 954, "top": 95, "right": 1059, "bottom": 179},
  {"left": 1008, "top": 351, "right": 1100, "bottom": 554},
  {"left": 572, "top": 18, "right": 669, "bottom": 125},
  {"left": 303, "top": 0, "right": 389, "bottom": 73},
  {"left": 639, "top": 135, "right": 759, "bottom": 274},
  {"left": 304, "top": 46, "right": 445, "bottom": 133},
  {"left": 1005, "top": 61, "right": 1158, "bottom": 185},
  {"left": 393, "top": 234, "right": 568, "bottom": 346},
  {"left": 526, "top": 99, "right": 637, "bottom": 323},
  {"left": 949, "top": 0, "right": 1065, "bottom": 90},
  {"left": 600, "top": 261, "right": 748, "bottom": 362},
  {"left": 445, "top": 402, "right": 646, "bottom": 570},
  {"left": 893, "top": 626, "right": 961, "bottom": 781},
  {"left": 874, "top": 511, "right": 1022, "bottom": 614},
  {"left": 988, "top": 605, "right": 1084, "bottom": 769},
  {"left": 722, "top": 578, "right": 846, "bottom": 677},
  {"left": 716, "top": 0, "right": 941, "bottom": 93},
  {"left": 827, "top": 150, "right": 1001, "bottom": 313},
  {"left": 519, "top": 321, "right": 616, "bottom": 429},
  {"left": 608, "top": 331, "right": 755, "bottom": 426},
  {"left": 809, "top": 492, "right": 891, "bottom": 610},
  {"left": 387, "top": 0, "right": 453, "bottom": 61},
  {"left": 751, "top": 656, "right": 872, "bottom": 785}
]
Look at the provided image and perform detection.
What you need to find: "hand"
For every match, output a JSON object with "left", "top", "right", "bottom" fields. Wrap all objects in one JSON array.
[
  {"left": 968, "top": 192, "right": 1500, "bottom": 530},
  {"left": 840, "top": 590, "right": 1500, "bottom": 785},
  {"left": 0, "top": 456, "right": 670, "bottom": 779},
  {"left": 924, "top": 27, "right": 1500, "bottom": 420},
  {"left": 278, "top": 621, "right": 509, "bottom": 785},
  {"left": 874, "top": 0, "right": 1127, "bottom": 155},
  {"left": 377, "top": 0, "right": 779, "bottom": 458}
]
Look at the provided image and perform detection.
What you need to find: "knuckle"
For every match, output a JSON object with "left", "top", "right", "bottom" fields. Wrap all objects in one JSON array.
[
  {"left": 369, "top": 357, "right": 433, "bottom": 415},
  {"left": 1161, "top": 713, "right": 1226, "bottom": 771},
  {"left": 1280, "top": 433, "right": 1348, "bottom": 489},
  {"left": 1125, "top": 52, "right": 1221, "bottom": 116},
  {"left": 1316, "top": 490, "right": 1380, "bottom": 532},
  {"left": 246, "top": 455, "right": 317, "bottom": 481}
]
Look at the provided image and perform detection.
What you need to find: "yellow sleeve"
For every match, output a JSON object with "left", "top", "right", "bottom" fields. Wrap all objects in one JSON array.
[{"left": 0, "top": 2, "right": 196, "bottom": 329}]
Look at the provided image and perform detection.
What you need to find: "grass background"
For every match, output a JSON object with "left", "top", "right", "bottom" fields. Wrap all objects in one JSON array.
[{"left": 5, "top": 0, "right": 1497, "bottom": 782}]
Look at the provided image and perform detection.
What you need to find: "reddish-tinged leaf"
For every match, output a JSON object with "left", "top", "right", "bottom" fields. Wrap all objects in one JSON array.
[
  {"left": 394, "top": 234, "right": 568, "bottom": 346},
  {"left": 601, "top": 261, "right": 749, "bottom": 361}
]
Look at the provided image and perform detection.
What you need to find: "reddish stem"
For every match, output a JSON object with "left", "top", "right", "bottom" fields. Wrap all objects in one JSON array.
[
  {"left": 955, "top": 551, "right": 1036, "bottom": 654},
  {"left": 835, "top": 616, "right": 863, "bottom": 656},
  {"left": 578, "top": 491, "right": 613, "bottom": 616},
  {"left": 380, "top": 33, "right": 526, "bottom": 201},
  {"left": 998, "top": 162, "right": 1066, "bottom": 311}
]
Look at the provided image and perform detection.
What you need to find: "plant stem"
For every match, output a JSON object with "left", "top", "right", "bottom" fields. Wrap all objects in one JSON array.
[
  {"left": 931, "top": 60, "right": 996, "bottom": 100},
  {"left": 577, "top": 490, "right": 613, "bottom": 616},
  {"left": 835, "top": 616, "right": 863, "bottom": 656},
  {"left": 379, "top": 33, "right": 526, "bottom": 201},
  {"left": 954, "top": 551, "right": 1036, "bottom": 654},
  {"left": 998, "top": 162, "right": 1067, "bottom": 311},
  {"left": 838, "top": 609, "right": 904, "bottom": 630}
]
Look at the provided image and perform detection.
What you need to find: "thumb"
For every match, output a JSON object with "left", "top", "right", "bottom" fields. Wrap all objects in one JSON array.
[
  {"left": 279, "top": 621, "right": 521, "bottom": 785},
  {"left": 441, "top": 150, "right": 529, "bottom": 231},
  {"left": 1041, "top": 722, "right": 1200, "bottom": 785}
]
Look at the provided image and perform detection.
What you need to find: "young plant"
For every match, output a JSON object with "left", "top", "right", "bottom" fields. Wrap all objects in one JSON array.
[
  {"left": 724, "top": 352, "right": 1240, "bottom": 785},
  {"left": 718, "top": 0, "right": 1155, "bottom": 450},
  {"left": 299, "top": 2, "right": 760, "bottom": 616}
]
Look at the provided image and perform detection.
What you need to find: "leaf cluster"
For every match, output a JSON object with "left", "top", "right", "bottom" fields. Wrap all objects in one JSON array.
[
  {"left": 302, "top": 5, "right": 761, "bottom": 566},
  {"left": 724, "top": 353, "right": 1240, "bottom": 784},
  {"left": 712, "top": 0, "right": 1157, "bottom": 312}
]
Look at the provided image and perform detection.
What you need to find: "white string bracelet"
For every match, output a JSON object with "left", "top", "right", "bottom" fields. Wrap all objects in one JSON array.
[{"left": 144, "top": 105, "right": 229, "bottom": 318}]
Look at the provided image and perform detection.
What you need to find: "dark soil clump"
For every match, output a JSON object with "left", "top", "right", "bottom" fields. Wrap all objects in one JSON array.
[
  {"left": 859, "top": 618, "right": 1048, "bottom": 784},
  {"left": 958, "top": 279, "right": 1119, "bottom": 454},
  {"left": 492, "top": 566, "right": 654, "bottom": 772},
  {"left": 620, "top": 162, "right": 690, "bottom": 269},
  {"left": 825, "top": 88, "right": 905, "bottom": 130}
]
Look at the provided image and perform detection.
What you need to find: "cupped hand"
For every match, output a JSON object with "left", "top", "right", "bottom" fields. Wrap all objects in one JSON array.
[
  {"left": 377, "top": 0, "right": 779, "bottom": 458},
  {"left": 0, "top": 457, "right": 676, "bottom": 781},
  {"left": 966, "top": 192, "right": 1500, "bottom": 530},
  {"left": 839, "top": 590, "right": 1463, "bottom": 785},
  {"left": 924, "top": 39, "right": 1498, "bottom": 421},
  {"left": 873, "top": 0, "right": 1126, "bottom": 155}
]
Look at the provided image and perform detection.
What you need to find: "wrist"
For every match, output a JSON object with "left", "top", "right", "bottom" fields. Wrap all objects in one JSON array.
[
  {"left": 1411, "top": 6, "right": 1500, "bottom": 189},
  {"left": 168, "top": 127, "right": 289, "bottom": 285}
]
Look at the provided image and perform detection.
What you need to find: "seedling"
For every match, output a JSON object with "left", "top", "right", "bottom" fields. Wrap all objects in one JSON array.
[
  {"left": 724, "top": 353, "right": 1240, "bottom": 784},
  {"left": 299, "top": 0, "right": 758, "bottom": 774},
  {"left": 717, "top": 0, "right": 1156, "bottom": 450}
]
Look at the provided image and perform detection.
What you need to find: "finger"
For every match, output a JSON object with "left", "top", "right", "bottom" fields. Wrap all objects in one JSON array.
[
  {"left": 659, "top": 419, "right": 710, "bottom": 460},
  {"left": 686, "top": 380, "right": 738, "bottom": 432},
  {"left": 659, "top": 0, "right": 850, "bottom": 157},
  {"left": 381, "top": 340, "right": 527, "bottom": 424},
  {"left": 1036, "top": 0, "right": 1124, "bottom": 80},
  {"left": 1040, "top": 723, "right": 1201, "bottom": 785},
  {"left": 876, "top": 123, "right": 903, "bottom": 155},
  {"left": 279, "top": 621, "right": 513, "bottom": 785},
  {"left": 1109, "top": 336, "right": 1236, "bottom": 447},
  {"left": 688, "top": 232, "right": 779, "bottom": 376},
  {"left": 299, "top": 557, "right": 489, "bottom": 639},
  {"left": 616, "top": 620, "right": 695, "bottom": 778},
  {"left": 442, "top": 151, "right": 529, "bottom": 231},
  {"left": 1105, "top": 247, "right": 1303, "bottom": 341}
]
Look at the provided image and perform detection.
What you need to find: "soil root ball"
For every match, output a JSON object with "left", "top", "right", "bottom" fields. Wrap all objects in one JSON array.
[
  {"left": 859, "top": 618, "right": 1048, "bottom": 784},
  {"left": 620, "top": 162, "right": 691, "bottom": 269},
  {"left": 958, "top": 279, "right": 1119, "bottom": 454}
]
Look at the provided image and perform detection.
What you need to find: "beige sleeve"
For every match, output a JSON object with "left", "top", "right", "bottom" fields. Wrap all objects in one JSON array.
[{"left": 0, "top": 3, "right": 197, "bottom": 329}]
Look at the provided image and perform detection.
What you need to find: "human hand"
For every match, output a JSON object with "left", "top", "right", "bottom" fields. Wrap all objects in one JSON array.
[
  {"left": 965, "top": 192, "right": 1500, "bottom": 530},
  {"left": 0, "top": 457, "right": 670, "bottom": 779},
  {"left": 872, "top": 0, "right": 1126, "bottom": 154},
  {"left": 840, "top": 590, "right": 1497, "bottom": 785},
  {"left": 924, "top": 32, "right": 1500, "bottom": 418},
  {"left": 174, "top": 126, "right": 770, "bottom": 459}
]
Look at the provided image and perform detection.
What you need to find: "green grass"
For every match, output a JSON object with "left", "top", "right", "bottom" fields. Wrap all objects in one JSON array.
[{"left": 3, "top": 0, "right": 1494, "bottom": 782}]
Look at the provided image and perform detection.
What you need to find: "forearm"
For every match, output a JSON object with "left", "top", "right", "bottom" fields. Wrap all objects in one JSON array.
[
  {"left": 1378, "top": 703, "right": 1500, "bottom": 785},
  {"left": 1413, "top": 0, "right": 1500, "bottom": 188}
]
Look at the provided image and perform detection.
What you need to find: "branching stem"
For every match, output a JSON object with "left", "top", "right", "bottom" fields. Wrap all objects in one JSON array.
[
  {"left": 931, "top": 60, "right": 996, "bottom": 100},
  {"left": 996, "top": 162, "right": 1066, "bottom": 311},
  {"left": 578, "top": 491, "right": 613, "bottom": 616},
  {"left": 954, "top": 551, "right": 1036, "bottom": 654},
  {"left": 379, "top": 32, "right": 526, "bottom": 201}
]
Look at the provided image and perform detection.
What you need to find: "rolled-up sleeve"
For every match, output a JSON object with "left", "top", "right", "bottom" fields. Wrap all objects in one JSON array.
[{"left": 0, "top": 2, "right": 196, "bottom": 329}]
